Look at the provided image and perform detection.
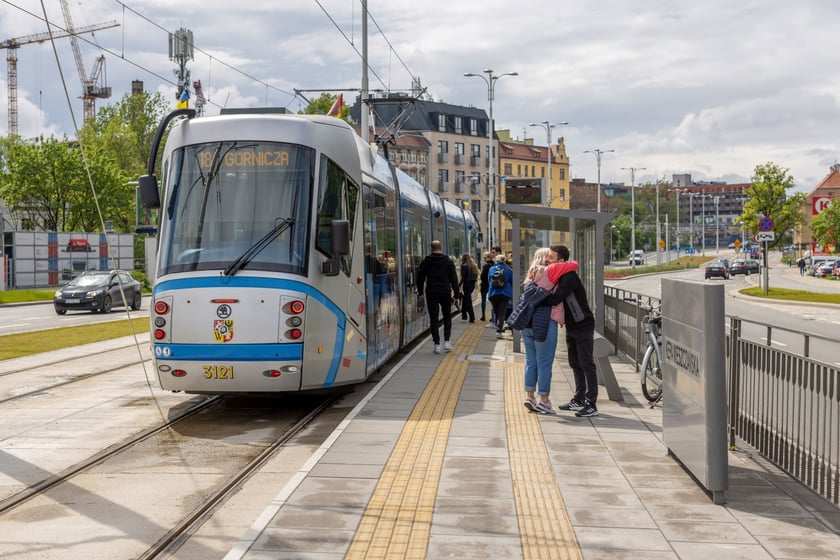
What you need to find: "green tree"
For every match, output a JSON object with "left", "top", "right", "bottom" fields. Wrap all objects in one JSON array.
[
  {"left": 81, "top": 90, "right": 171, "bottom": 178},
  {"left": 811, "top": 198, "right": 840, "bottom": 253},
  {"left": 299, "top": 93, "right": 353, "bottom": 123},
  {"left": 739, "top": 162, "right": 806, "bottom": 249}
]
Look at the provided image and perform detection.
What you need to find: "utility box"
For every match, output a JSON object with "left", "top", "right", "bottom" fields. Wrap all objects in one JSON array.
[{"left": 661, "top": 278, "right": 729, "bottom": 504}]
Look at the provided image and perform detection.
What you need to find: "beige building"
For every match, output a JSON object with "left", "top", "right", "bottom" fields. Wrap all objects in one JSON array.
[{"left": 496, "top": 130, "right": 570, "bottom": 253}]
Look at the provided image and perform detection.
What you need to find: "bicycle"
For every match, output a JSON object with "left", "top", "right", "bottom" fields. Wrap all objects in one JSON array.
[{"left": 639, "top": 304, "right": 663, "bottom": 406}]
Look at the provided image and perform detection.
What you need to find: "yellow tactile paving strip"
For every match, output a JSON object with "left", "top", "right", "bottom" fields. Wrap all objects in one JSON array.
[
  {"left": 505, "top": 363, "right": 583, "bottom": 560},
  {"left": 344, "top": 324, "right": 582, "bottom": 559},
  {"left": 345, "top": 324, "right": 481, "bottom": 560}
]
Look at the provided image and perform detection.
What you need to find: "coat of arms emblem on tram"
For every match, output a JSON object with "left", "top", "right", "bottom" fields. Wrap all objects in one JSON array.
[{"left": 213, "top": 319, "right": 234, "bottom": 343}]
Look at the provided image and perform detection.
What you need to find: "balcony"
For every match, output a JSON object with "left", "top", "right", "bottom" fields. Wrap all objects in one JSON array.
[
  {"left": 455, "top": 179, "right": 465, "bottom": 193},
  {"left": 470, "top": 155, "right": 482, "bottom": 166},
  {"left": 437, "top": 153, "right": 449, "bottom": 164},
  {"left": 455, "top": 154, "right": 465, "bottom": 165}
]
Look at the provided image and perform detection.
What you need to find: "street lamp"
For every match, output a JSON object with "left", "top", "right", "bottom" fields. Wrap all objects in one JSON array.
[
  {"left": 685, "top": 190, "right": 696, "bottom": 251},
  {"left": 529, "top": 120, "right": 568, "bottom": 207},
  {"left": 611, "top": 224, "right": 617, "bottom": 262},
  {"left": 713, "top": 195, "right": 721, "bottom": 253},
  {"left": 700, "top": 192, "right": 712, "bottom": 256},
  {"left": 621, "top": 166, "right": 645, "bottom": 268},
  {"left": 669, "top": 188, "right": 683, "bottom": 256},
  {"left": 464, "top": 69, "right": 518, "bottom": 248},
  {"left": 584, "top": 148, "right": 614, "bottom": 212}
]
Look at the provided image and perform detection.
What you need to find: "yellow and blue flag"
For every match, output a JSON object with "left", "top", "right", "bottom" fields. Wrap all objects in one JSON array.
[{"left": 177, "top": 88, "right": 190, "bottom": 109}]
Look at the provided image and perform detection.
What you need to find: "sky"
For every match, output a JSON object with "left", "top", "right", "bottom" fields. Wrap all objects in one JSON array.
[{"left": 2, "top": 0, "right": 839, "bottom": 193}]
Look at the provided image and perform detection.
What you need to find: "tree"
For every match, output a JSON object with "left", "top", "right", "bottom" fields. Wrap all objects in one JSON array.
[
  {"left": 739, "top": 162, "right": 806, "bottom": 249},
  {"left": 299, "top": 93, "right": 353, "bottom": 123},
  {"left": 811, "top": 198, "right": 840, "bottom": 253}
]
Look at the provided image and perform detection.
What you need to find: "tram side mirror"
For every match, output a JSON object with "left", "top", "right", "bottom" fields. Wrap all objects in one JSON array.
[
  {"left": 138, "top": 174, "right": 161, "bottom": 209},
  {"left": 321, "top": 219, "right": 350, "bottom": 276}
]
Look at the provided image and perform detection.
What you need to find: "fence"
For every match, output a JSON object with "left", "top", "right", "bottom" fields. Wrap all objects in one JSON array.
[{"left": 604, "top": 286, "right": 840, "bottom": 506}]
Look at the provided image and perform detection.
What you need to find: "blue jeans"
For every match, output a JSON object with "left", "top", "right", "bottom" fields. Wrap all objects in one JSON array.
[{"left": 521, "top": 321, "right": 559, "bottom": 396}]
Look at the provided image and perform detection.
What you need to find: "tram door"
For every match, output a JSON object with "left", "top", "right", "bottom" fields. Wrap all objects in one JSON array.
[{"left": 362, "top": 182, "right": 399, "bottom": 370}]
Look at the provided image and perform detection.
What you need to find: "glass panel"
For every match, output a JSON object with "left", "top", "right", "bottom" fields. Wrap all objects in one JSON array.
[{"left": 159, "top": 142, "right": 312, "bottom": 275}]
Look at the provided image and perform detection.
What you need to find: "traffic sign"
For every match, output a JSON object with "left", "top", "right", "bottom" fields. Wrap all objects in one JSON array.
[
  {"left": 755, "top": 231, "right": 775, "bottom": 242},
  {"left": 658, "top": 239, "right": 665, "bottom": 249},
  {"left": 685, "top": 247, "right": 696, "bottom": 254},
  {"left": 733, "top": 238, "right": 741, "bottom": 248},
  {"left": 758, "top": 216, "right": 774, "bottom": 232}
]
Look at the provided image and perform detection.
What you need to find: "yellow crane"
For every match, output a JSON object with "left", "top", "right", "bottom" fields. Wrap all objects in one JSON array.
[{"left": 1, "top": 18, "right": 118, "bottom": 136}]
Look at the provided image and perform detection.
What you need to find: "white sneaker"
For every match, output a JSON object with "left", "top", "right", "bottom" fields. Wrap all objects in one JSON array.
[
  {"left": 443, "top": 341, "right": 453, "bottom": 352},
  {"left": 433, "top": 344, "right": 442, "bottom": 354}
]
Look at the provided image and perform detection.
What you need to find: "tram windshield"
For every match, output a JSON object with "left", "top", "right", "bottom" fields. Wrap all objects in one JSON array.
[{"left": 158, "top": 141, "right": 313, "bottom": 276}]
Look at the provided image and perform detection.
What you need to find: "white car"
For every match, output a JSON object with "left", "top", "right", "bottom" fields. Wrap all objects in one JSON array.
[{"left": 629, "top": 250, "right": 645, "bottom": 265}]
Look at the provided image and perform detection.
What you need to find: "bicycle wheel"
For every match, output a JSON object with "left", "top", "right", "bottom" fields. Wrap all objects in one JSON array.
[{"left": 641, "top": 344, "right": 663, "bottom": 402}]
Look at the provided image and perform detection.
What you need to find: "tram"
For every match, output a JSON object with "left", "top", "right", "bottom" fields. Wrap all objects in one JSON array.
[{"left": 138, "top": 109, "right": 479, "bottom": 394}]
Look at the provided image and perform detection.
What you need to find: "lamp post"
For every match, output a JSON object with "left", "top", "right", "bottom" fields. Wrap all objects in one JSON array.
[
  {"left": 669, "top": 188, "right": 682, "bottom": 257},
  {"left": 465, "top": 69, "right": 518, "bottom": 249},
  {"left": 687, "top": 190, "right": 695, "bottom": 251},
  {"left": 700, "top": 192, "right": 712, "bottom": 257},
  {"left": 713, "top": 195, "right": 721, "bottom": 253},
  {"left": 621, "top": 166, "right": 645, "bottom": 269},
  {"left": 585, "top": 148, "right": 614, "bottom": 212},
  {"left": 529, "top": 120, "right": 568, "bottom": 207},
  {"left": 611, "top": 224, "right": 617, "bottom": 263}
]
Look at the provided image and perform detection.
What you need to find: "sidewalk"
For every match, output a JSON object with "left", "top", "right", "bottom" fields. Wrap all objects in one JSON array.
[{"left": 223, "top": 319, "right": 840, "bottom": 559}]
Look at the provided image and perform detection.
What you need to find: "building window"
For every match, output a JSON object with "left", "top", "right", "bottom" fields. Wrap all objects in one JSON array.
[
  {"left": 470, "top": 119, "right": 478, "bottom": 136},
  {"left": 559, "top": 188, "right": 566, "bottom": 200},
  {"left": 517, "top": 164, "right": 521, "bottom": 176},
  {"left": 559, "top": 169, "right": 565, "bottom": 180},
  {"left": 504, "top": 163, "right": 512, "bottom": 175},
  {"left": 455, "top": 142, "right": 465, "bottom": 155},
  {"left": 438, "top": 169, "right": 449, "bottom": 182},
  {"left": 438, "top": 140, "right": 448, "bottom": 154},
  {"left": 438, "top": 114, "right": 446, "bottom": 132},
  {"left": 470, "top": 144, "right": 480, "bottom": 157},
  {"left": 531, "top": 166, "right": 536, "bottom": 176},
  {"left": 454, "top": 116, "right": 463, "bottom": 134}
]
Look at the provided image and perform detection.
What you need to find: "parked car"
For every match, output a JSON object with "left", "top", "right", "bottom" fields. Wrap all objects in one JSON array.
[
  {"left": 54, "top": 270, "right": 142, "bottom": 315},
  {"left": 834, "top": 261, "right": 840, "bottom": 278},
  {"left": 729, "top": 259, "right": 758, "bottom": 275},
  {"left": 717, "top": 258, "right": 730, "bottom": 272},
  {"left": 705, "top": 262, "right": 730, "bottom": 280},
  {"left": 815, "top": 261, "right": 835, "bottom": 278}
]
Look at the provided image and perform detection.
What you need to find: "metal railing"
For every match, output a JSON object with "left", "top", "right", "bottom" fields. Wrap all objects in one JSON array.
[{"left": 604, "top": 286, "right": 840, "bottom": 506}]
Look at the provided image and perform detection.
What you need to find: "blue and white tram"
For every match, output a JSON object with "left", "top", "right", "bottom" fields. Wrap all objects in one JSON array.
[{"left": 138, "top": 109, "right": 478, "bottom": 394}]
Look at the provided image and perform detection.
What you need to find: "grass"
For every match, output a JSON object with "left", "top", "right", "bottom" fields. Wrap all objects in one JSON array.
[
  {"left": 0, "top": 318, "right": 150, "bottom": 361},
  {"left": 605, "top": 256, "right": 710, "bottom": 279},
  {"left": 0, "top": 289, "right": 56, "bottom": 304},
  {"left": 739, "top": 287, "right": 840, "bottom": 305}
]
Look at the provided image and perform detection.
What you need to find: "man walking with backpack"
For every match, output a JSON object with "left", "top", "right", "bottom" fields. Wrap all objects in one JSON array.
[{"left": 487, "top": 255, "right": 513, "bottom": 339}]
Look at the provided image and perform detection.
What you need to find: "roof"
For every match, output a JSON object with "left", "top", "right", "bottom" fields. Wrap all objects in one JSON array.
[
  {"left": 499, "top": 141, "right": 545, "bottom": 162},
  {"left": 350, "top": 95, "right": 490, "bottom": 137}
]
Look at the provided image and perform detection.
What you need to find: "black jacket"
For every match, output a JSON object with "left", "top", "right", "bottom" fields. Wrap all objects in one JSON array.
[
  {"left": 460, "top": 263, "right": 477, "bottom": 291},
  {"left": 416, "top": 253, "right": 459, "bottom": 296},
  {"left": 479, "top": 261, "right": 493, "bottom": 293},
  {"left": 545, "top": 270, "right": 594, "bottom": 331}
]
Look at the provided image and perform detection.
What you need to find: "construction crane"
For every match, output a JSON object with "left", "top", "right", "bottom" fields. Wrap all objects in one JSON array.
[
  {"left": 60, "top": 0, "right": 116, "bottom": 123},
  {"left": 1, "top": 19, "right": 118, "bottom": 136}
]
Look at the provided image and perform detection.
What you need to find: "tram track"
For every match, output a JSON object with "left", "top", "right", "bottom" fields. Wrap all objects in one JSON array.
[
  {"left": 0, "top": 396, "right": 221, "bottom": 515},
  {"left": 138, "top": 396, "right": 337, "bottom": 560},
  {"left": 0, "top": 391, "right": 341, "bottom": 559}
]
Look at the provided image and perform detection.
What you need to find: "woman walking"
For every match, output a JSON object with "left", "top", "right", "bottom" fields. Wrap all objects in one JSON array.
[
  {"left": 520, "top": 248, "right": 578, "bottom": 415},
  {"left": 459, "top": 253, "right": 479, "bottom": 323}
]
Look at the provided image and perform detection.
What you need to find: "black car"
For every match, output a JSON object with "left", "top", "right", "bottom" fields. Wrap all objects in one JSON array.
[
  {"left": 705, "top": 262, "right": 729, "bottom": 280},
  {"left": 54, "top": 270, "right": 142, "bottom": 314}
]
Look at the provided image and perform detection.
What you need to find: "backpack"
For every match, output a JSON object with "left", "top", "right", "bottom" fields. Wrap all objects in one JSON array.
[{"left": 491, "top": 267, "right": 506, "bottom": 289}]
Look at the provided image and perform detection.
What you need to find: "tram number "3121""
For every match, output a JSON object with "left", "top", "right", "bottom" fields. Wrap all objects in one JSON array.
[{"left": 204, "top": 365, "right": 234, "bottom": 379}]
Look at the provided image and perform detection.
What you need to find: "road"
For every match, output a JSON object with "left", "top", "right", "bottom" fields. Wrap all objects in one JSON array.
[
  {"left": 607, "top": 249, "right": 840, "bottom": 366},
  {"left": 0, "top": 296, "right": 151, "bottom": 336}
]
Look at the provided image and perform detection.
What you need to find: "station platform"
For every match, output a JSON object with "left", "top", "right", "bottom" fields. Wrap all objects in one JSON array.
[{"left": 223, "top": 319, "right": 840, "bottom": 560}]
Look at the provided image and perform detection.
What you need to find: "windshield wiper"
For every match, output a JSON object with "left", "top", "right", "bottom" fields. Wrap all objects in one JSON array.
[{"left": 223, "top": 218, "right": 296, "bottom": 277}]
